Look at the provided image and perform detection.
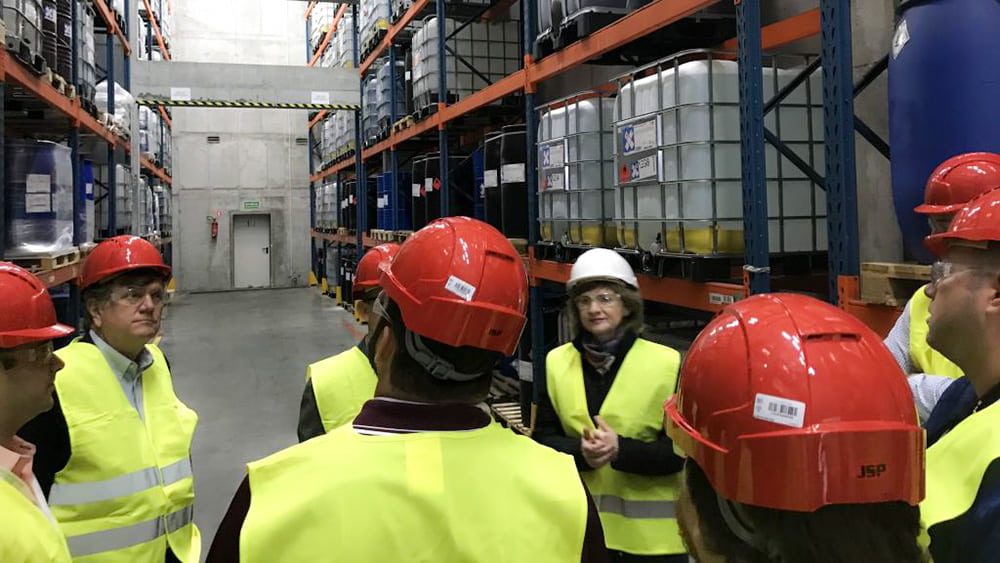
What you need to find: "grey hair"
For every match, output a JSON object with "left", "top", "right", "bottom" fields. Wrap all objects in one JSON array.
[{"left": 565, "top": 280, "right": 644, "bottom": 339}]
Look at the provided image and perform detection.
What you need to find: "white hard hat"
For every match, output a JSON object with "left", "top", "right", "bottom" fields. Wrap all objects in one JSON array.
[{"left": 567, "top": 248, "right": 638, "bottom": 292}]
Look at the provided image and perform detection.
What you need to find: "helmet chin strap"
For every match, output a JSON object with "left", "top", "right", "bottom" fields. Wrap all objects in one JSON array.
[
  {"left": 404, "top": 329, "right": 482, "bottom": 382},
  {"left": 716, "top": 495, "right": 766, "bottom": 554}
]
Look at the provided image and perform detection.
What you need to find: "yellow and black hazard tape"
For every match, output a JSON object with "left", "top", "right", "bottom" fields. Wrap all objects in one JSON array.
[{"left": 135, "top": 99, "right": 359, "bottom": 110}]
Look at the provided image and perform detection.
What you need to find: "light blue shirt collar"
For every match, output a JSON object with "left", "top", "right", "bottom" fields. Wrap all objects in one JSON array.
[{"left": 89, "top": 331, "right": 153, "bottom": 382}]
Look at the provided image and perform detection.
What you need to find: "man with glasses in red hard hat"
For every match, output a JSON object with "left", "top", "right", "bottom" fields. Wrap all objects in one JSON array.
[
  {"left": 0, "top": 262, "right": 74, "bottom": 561},
  {"left": 298, "top": 243, "right": 399, "bottom": 441},
  {"left": 19, "top": 236, "right": 200, "bottom": 563},
  {"left": 884, "top": 152, "right": 1000, "bottom": 421},
  {"left": 208, "top": 217, "right": 606, "bottom": 562},
  {"left": 918, "top": 187, "right": 1000, "bottom": 562}
]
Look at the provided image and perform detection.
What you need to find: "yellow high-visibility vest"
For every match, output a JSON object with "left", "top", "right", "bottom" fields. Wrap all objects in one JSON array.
[
  {"left": 240, "top": 421, "right": 589, "bottom": 562},
  {"left": 546, "top": 339, "right": 684, "bottom": 556},
  {"left": 921, "top": 398, "right": 1000, "bottom": 551},
  {"left": 306, "top": 346, "right": 377, "bottom": 432},
  {"left": 0, "top": 469, "right": 71, "bottom": 562},
  {"left": 909, "top": 285, "right": 964, "bottom": 378},
  {"left": 51, "top": 340, "right": 200, "bottom": 562}
]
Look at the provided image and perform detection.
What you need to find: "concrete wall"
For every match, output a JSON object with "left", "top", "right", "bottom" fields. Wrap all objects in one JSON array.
[{"left": 170, "top": 0, "right": 310, "bottom": 292}]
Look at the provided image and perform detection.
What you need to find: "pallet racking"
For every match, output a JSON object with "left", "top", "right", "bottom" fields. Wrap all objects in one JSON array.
[{"left": 305, "top": 0, "right": 903, "bottom": 396}]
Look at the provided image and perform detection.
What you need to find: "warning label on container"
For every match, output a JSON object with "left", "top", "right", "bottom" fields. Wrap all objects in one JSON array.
[
  {"left": 622, "top": 156, "right": 657, "bottom": 183},
  {"left": 412, "top": 183, "right": 421, "bottom": 197},
  {"left": 483, "top": 170, "right": 499, "bottom": 188},
  {"left": 26, "top": 174, "right": 51, "bottom": 194},
  {"left": 25, "top": 194, "right": 51, "bottom": 214},
  {"left": 622, "top": 120, "right": 657, "bottom": 155},
  {"left": 541, "top": 144, "right": 564, "bottom": 169},
  {"left": 501, "top": 163, "right": 526, "bottom": 184},
  {"left": 425, "top": 178, "right": 433, "bottom": 190},
  {"left": 377, "top": 195, "right": 388, "bottom": 208},
  {"left": 543, "top": 172, "right": 565, "bottom": 191}
]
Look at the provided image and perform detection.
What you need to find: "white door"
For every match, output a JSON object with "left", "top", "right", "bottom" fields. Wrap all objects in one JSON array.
[{"left": 233, "top": 214, "right": 271, "bottom": 288}]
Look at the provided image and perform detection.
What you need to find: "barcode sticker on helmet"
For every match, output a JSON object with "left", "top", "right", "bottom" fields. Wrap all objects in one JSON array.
[
  {"left": 753, "top": 393, "right": 805, "bottom": 428},
  {"left": 445, "top": 275, "right": 477, "bottom": 302}
]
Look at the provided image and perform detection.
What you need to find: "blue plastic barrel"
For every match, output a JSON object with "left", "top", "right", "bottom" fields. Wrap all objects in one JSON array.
[{"left": 889, "top": 0, "right": 1000, "bottom": 263}]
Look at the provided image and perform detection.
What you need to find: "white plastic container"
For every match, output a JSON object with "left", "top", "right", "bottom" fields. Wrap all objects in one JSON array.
[
  {"left": 376, "top": 57, "right": 406, "bottom": 127},
  {"left": 360, "top": 0, "right": 389, "bottom": 48},
  {"left": 335, "top": 13, "right": 355, "bottom": 68},
  {"left": 537, "top": 92, "right": 616, "bottom": 246},
  {"left": 411, "top": 16, "right": 520, "bottom": 109},
  {"left": 614, "top": 52, "right": 827, "bottom": 255}
]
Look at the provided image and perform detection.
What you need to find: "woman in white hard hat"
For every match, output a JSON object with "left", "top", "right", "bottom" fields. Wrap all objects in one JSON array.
[{"left": 533, "top": 248, "right": 687, "bottom": 562}]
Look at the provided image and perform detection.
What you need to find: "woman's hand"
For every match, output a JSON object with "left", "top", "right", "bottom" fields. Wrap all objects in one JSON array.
[{"left": 581, "top": 416, "right": 620, "bottom": 468}]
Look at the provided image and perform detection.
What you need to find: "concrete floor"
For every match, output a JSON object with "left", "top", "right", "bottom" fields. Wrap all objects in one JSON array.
[{"left": 159, "top": 288, "right": 358, "bottom": 554}]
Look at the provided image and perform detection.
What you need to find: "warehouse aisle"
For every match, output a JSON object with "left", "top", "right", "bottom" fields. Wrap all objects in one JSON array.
[{"left": 159, "top": 288, "right": 358, "bottom": 551}]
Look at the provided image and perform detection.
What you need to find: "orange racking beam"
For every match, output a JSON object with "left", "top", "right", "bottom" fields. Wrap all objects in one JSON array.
[
  {"left": 309, "top": 111, "right": 327, "bottom": 129},
  {"left": 158, "top": 106, "right": 172, "bottom": 130},
  {"left": 93, "top": 0, "right": 132, "bottom": 56},
  {"left": 2, "top": 51, "right": 119, "bottom": 144},
  {"left": 529, "top": 254, "right": 745, "bottom": 313},
  {"left": 142, "top": 0, "right": 171, "bottom": 60},
  {"left": 481, "top": 0, "right": 519, "bottom": 21},
  {"left": 718, "top": 7, "right": 820, "bottom": 52},
  {"left": 527, "top": 0, "right": 719, "bottom": 85},
  {"left": 310, "top": 157, "right": 355, "bottom": 183},
  {"left": 38, "top": 263, "right": 81, "bottom": 288},
  {"left": 360, "top": 0, "right": 429, "bottom": 74},
  {"left": 141, "top": 156, "right": 172, "bottom": 185},
  {"left": 837, "top": 276, "right": 901, "bottom": 337},
  {"left": 304, "top": 0, "right": 318, "bottom": 20}
]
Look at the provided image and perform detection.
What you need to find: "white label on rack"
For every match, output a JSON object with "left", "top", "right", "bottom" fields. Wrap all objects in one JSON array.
[
  {"left": 26, "top": 174, "right": 51, "bottom": 193},
  {"left": 544, "top": 172, "right": 565, "bottom": 191},
  {"left": 501, "top": 163, "right": 526, "bottom": 183},
  {"left": 622, "top": 119, "right": 657, "bottom": 155},
  {"left": 628, "top": 155, "right": 657, "bottom": 182},
  {"left": 412, "top": 183, "right": 421, "bottom": 197},
  {"left": 709, "top": 292, "right": 737, "bottom": 305},
  {"left": 25, "top": 193, "right": 52, "bottom": 213},
  {"left": 541, "top": 144, "right": 564, "bottom": 169},
  {"left": 483, "top": 170, "right": 499, "bottom": 188},
  {"left": 170, "top": 87, "right": 191, "bottom": 101},
  {"left": 753, "top": 393, "right": 806, "bottom": 429},
  {"left": 311, "top": 91, "right": 331, "bottom": 105}
]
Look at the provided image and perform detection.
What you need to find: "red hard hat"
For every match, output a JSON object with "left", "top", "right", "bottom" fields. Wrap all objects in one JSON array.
[
  {"left": 664, "top": 293, "right": 924, "bottom": 512},
  {"left": 378, "top": 217, "right": 527, "bottom": 355},
  {"left": 80, "top": 236, "right": 171, "bottom": 291},
  {"left": 353, "top": 243, "right": 399, "bottom": 299},
  {"left": 915, "top": 152, "right": 1000, "bottom": 216},
  {"left": 0, "top": 262, "right": 74, "bottom": 348},
  {"left": 925, "top": 186, "right": 1000, "bottom": 257}
]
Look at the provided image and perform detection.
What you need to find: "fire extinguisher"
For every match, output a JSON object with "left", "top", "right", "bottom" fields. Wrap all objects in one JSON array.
[{"left": 211, "top": 218, "right": 219, "bottom": 239}]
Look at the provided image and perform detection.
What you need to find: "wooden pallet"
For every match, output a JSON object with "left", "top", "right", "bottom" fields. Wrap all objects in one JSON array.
[
  {"left": 860, "top": 262, "right": 931, "bottom": 307},
  {"left": 43, "top": 68, "right": 75, "bottom": 99},
  {"left": 393, "top": 230, "right": 413, "bottom": 243},
  {"left": 508, "top": 238, "right": 528, "bottom": 256},
  {"left": 9, "top": 248, "right": 80, "bottom": 272},
  {"left": 490, "top": 401, "right": 533, "bottom": 436},
  {"left": 392, "top": 115, "right": 414, "bottom": 134}
]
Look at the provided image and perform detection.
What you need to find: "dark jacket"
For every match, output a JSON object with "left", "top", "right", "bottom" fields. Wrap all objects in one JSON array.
[
  {"left": 924, "top": 377, "right": 1000, "bottom": 563},
  {"left": 533, "top": 331, "right": 684, "bottom": 476}
]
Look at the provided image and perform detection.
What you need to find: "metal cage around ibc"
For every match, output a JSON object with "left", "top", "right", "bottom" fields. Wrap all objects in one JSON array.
[
  {"left": 612, "top": 49, "right": 827, "bottom": 257},
  {"left": 536, "top": 90, "right": 617, "bottom": 248}
]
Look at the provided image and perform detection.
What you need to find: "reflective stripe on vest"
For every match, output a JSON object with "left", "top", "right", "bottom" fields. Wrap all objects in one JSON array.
[
  {"left": 241, "top": 423, "right": 589, "bottom": 562},
  {"left": 306, "top": 346, "right": 377, "bottom": 432},
  {"left": 66, "top": 504, "right": 194, "bottom": 558},
  {"left": 922, "top": 398, "right": 1000, "bottom": 547},
  {"left": 0, "top": 471, "right": 72, "bottom": 562},
  {"left": 909, "top": 286, "right": 964, "bottom": 378},
  {"left": 50, "top": 458, "right": 193, "bottom": 507},
  {"left": 53, "top": 340, "right": 201, "bottom": 562},
  {"left": 546, "top": 339, "right": 684, "bottom": 556}
]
